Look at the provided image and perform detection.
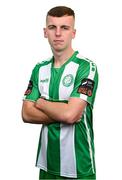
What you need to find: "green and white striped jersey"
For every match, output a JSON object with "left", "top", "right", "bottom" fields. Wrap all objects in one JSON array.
[{"left": 24, "top": 51, "right": 98, "bottom": 178}]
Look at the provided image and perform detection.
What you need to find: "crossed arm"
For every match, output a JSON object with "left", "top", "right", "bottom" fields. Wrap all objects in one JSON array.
[{"left": 22, "top": 97, "right": 87, "bottom": 125}]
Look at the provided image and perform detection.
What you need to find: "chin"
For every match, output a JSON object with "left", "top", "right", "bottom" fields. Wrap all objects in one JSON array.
[
  {"left": 53, "top": 46, "right": 66, "bottom": 52},
  {"left": 51, "top": 47, "right": 63, "bottom": 52},
  {"left": 54, "top": 48, "right": 65, "bottom": 53}
]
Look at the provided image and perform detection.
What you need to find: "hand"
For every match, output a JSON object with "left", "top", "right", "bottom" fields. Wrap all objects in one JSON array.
[
  {"left": 76, "top": 114, "right": 82, "bottom": 123},
  {"left": 35, "top": 98, "right": 45, "bottom": 110}
]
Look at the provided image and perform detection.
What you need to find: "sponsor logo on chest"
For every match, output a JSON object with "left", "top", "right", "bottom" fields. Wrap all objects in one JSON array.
[{"left": 40, "top": 78, "right": 49, "bottom": 83}]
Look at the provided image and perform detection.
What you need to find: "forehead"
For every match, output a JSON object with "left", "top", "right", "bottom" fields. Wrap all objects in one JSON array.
[{"left": 46, "top": 15, "right": 75, "bottom": 26}]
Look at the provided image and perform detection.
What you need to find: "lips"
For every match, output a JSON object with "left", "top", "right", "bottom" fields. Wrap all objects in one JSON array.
[{"left": 54, "top": 40, "right": 64, "bottom": 42}]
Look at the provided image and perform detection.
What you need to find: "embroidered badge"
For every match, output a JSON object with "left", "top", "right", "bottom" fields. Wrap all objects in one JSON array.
[{"left": 62, "top": 74, "right": 74, "bottom": 87}]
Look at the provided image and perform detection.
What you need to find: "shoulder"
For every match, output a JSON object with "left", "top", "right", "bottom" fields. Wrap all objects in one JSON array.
[
  {"left": 32, "top": 57, "right": 52, "bottom": 71},
  {"left": 74, "top": 53, "right": 98, "bottom": 75},
  {"left": 75, "top": 53, "right": 97, "bottom": 68},
  {"left": 36, "top": 57, "right": 52, "bottom": 67}
]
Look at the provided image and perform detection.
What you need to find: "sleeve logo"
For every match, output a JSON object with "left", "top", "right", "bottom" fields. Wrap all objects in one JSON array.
[
  {"left": 24, "top": 80, "right": 33, "bottom": 95},
  {"left": 78, "top": 78, "right": 95, "bottom": 97}
]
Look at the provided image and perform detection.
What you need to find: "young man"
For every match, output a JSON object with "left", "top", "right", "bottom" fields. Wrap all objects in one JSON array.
[{"left": 22, "top": 6, "right": 98, "bottom": 180}]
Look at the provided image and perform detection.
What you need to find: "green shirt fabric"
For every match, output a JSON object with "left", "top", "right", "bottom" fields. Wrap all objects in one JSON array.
[{"left": 24, "top": 51, "right": 98, "bottom": 178}]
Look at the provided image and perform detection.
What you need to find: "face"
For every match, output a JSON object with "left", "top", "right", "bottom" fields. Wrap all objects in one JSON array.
[{"left": 44, "top": 15, "right": 76, "bottom": 52}]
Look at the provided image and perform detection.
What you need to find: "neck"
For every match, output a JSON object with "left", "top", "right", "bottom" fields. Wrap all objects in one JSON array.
[{"left": 52, "top": 48, "right": 75, "bottom": 68}]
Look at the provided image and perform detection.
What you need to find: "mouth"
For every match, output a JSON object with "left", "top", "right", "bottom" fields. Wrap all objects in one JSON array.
[
  {"left": 53, "top": 40, "right": 64, "bottom": 43},
  {"left": 53, "top": 40, "right": 64, "bottom": 46}
]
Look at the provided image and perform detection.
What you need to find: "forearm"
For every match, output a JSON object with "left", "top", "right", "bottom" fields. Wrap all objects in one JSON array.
[
  {"left": 35, "top": 98, "right": 83, "bottom": 124},
  {"left": 36, "top": 100, "right": 68, "bottom": 122},
  {"left": 22, "top": 100, "right": 55, "bottom": 124}
]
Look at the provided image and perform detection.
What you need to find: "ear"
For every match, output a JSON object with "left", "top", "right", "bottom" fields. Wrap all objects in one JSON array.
[
  {"left": 43, "top": 28, "right": 47, "bottom": 38},
  {"left": 72, "top": 29, "right": 76, "bottom": 39}
]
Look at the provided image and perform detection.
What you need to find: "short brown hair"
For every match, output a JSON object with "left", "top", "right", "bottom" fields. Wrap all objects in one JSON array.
[{"left": 47, "top": 6, "right": 75, "bottom": 18}]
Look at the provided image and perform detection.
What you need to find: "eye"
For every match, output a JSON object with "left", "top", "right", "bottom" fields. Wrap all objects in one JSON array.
[
  {"left": 61, "top": 26, "right": 70, "bottom": 30},
  {"left": 48, "top": 25, "right": 56, "bottom": 30}
]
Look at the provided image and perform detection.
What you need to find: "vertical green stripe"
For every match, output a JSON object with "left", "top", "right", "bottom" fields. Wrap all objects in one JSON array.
[
  {"left": 49, "top": 67, "right": 65, "bottom": 101},
  {"left": 47, "top": 123, "right": 60, "bottom": 173},
  {"left": 47, "top": 66, "right": 62, "bottom": 174}
]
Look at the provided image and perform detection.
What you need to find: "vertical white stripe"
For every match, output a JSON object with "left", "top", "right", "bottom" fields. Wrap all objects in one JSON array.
[
  {"left": 60, "top": 124, "right": 77, "bottom": 177},
  {"left": 59, "top": 62, "right": 78, "bottom": 177},
  {"left": 36, "top": 125, "right": 48, "bottom": 170},
  {"left": 88, "top": 61, "right": 96, "bottom": 80},
  {"left": 37, "top": 62, "right": 51, "bottom": 170},
  {"left": 84, "top": 109, "right": 95, "bottom": 173},
  {"left": 38, "top": 63, "right": 52, "bottom": 99},
  {"left": 59, "top": 62, "right": 79, "bottom": 100}
]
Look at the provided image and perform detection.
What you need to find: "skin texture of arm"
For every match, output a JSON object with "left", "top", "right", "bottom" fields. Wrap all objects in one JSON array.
[
  {"left": 22, "top": 100, "right": 55, "bottom": 124},
  {"left": 35, "top": 97, "right": 87, "bottom": 124}
]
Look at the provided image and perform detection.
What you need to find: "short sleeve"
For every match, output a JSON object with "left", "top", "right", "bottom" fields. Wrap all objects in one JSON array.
[
  {"left": 70, "top": 60, "right": 98, "bottom": 106},
  {"left": 23, "top": 64, "right": 40, "bottom": 102}
]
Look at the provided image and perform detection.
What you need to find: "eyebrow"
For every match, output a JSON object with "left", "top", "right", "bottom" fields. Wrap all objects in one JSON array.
[{"left": 47, "top": 25, "right": 71, "bottom": 28}]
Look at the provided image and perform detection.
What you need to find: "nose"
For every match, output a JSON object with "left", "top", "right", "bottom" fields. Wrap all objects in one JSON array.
[{"left": 55, "top": 27, "right": 61, "bottom": 36}]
